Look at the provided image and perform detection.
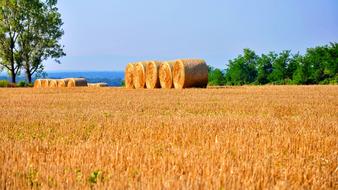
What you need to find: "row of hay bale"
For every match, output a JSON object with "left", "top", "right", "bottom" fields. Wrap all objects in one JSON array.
[
  {"left": 125, "top": 59, "right": 208, "bottom": 89},
  {"left": 34, "top": 78, "right": 108, "bottom": 88}
]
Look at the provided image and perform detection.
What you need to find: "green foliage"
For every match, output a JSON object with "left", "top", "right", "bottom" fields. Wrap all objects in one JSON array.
[
  {"left": 18, "top": 0, "right": 65, "bottom": 83},
  {"left": 256, "top": 52, "right": 275, "bottom": 84},
  {"left": 0, "top": 80, "right": 9, "bottom": 87},
  {"left": 208, "top": 66, "right": 225, "bottom": 86},
  {"left": 0, "top": 0, "right": 24, "bottom": 83},
  {"left": 17, "top": 80, "right": 32, "bottom": 87},
  {"left": 121, "top": 80, "right": 125, "bottom": 87},
  {"left": 17, "top": 81, "right": 26, "bottom": 87},
  {"left": 88, "top": 170, "right": 103, "bottom": 186},
  {"left": 301, "top": 43, "right": 338, "bottom": 84},
  {"left": 225, "top": 49, "right": 258, "bottom": 85},
  {"left": 0, "top": 0, "right": 65, "bottom": 83},
  {"left": 268, "top": 50, "right": 291, "bottom": 82},
  {"left": 0, "top": 80, "right": 33, "bottom": 87},
  {"left": 26, "top": 167, "right": 40, "bottom": 188},
  {"left": 223, "top": 42, "right": 337, "bottom": 85},
  {"left": 0, "top": 80, "right": 17, "bottom": 87}
]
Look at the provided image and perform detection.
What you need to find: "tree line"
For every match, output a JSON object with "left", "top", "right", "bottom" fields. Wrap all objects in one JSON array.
[
  {"left": 209, "top": 43, "right": 338, "bottom": 85},
  {"left": 0, "top": 0, "right": 65, "bottom": 84}
]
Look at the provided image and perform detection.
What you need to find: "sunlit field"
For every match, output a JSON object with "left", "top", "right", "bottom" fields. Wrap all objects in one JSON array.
[{"left": 0, "top": 86, "right": 337, "bottom": 189}]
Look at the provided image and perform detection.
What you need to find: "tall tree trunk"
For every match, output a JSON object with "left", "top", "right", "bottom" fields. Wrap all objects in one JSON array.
[
  {"left": 25, "top": 65, "right": 32, "bottom": 83},
  {"left": 10, "top": 38, "right": 16, "bottom": 83},
  {"left": 26, "top": 72, "right": 32, "bottom": 84},
  {"left": 10, "top": 68, "right": 16, "bottom": 83}
]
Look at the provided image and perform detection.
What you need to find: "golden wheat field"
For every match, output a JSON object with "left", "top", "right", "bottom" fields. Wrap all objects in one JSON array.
[{"left": 0, "top": 86, "right": 337, "bottom": 189}]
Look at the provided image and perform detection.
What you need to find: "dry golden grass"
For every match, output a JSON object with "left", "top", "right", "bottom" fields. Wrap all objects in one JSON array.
[{"left": 0, "top": 86, "right": 337, "bottom": 189}]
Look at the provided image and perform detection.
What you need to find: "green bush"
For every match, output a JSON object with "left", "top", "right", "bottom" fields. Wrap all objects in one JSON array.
[
  {"left": 17, "top": 81, "right": 27, "bottom": 87},
  {"left": 0, "top": 80, "right": 9, "bottom": 87},
  {"left": 16, "top": 81, "right": 33, "bottom": 87},
  {"left": 208, "top": 80, "right": 222, "bottom": 86},
  {"left": 121, "top": 80, "right": 125, "bottom": 87},
  {"left": 0, "top": 80, "right": 16, "bottom": 87},
  {"left": 0, "top": 80, "right": 33, "bottom": 88}
]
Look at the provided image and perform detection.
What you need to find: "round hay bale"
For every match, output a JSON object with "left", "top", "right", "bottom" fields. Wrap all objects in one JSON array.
[
  {"left": 41, "top": 79, "right": 52, "bottom": 88},
  {"left": 133, "top": 62, "right": 147, "bottom": 89},
  {"left": 125, "top": 63, "right": 135, "bottom": 89},
  {"left": 67, "top": 78, "right": 88, "bottom": 87},
  {"left": 159, "top": 61, "right": 175, "bottom": 89},
  {"left": 49, "top": 80, "right": 59, "bottom": 88},
  {"left": 173, "top": 59, "right": 208, "bottom": 89},
  {"left": 57, "top": 79, "right": 71, "bottom": 87},
  {"left": 33, "top": 79, "right": 42, "bottom": 88},
  {"left": 88, "top": 83, "right": 108, "bottom": 87},
  {"left": 145, "top": 61, "right": 162, "bottom": 89}
]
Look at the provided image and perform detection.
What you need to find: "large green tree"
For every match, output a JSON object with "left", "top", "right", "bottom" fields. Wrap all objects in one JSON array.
[
  {"left": 302, "top": 43, "right": 338, "bottom": 84},
  {"left": 18, "top": 0, "right": 65, "bottom": 83},
  {"left": 286, "top": 53, "right": 301, "bottom": 80},
  {"left": 292, "top": 56, "right": 307, "bottom": 84},
  {"left": 268, "top": 50, "right": 291, "bottom": 83},
  {"left": 0, "top": 0, "right": 65, "bottom": 83},
  {"left": 256, "top": 52, "right": 275, "bottom": 84},
  {"left": 222, "top": 43, "right": 337, "bottom": 85},
  {"left": 225, "top": 49, "right": 258, "bottom": 85},
  {"left": 0, "top": 0, "right": 24, "bottom": 83},
  {"left": 208, "top": 66, "right": 225, "bottom": 86}
]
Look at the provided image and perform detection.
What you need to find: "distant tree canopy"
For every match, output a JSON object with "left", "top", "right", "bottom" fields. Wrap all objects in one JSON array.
[
  {"left": 208, "top": 43, "right": 338, "bottom": 86},
  {"left": 0, "top": 0, "right": 65, "bottom": 83}
]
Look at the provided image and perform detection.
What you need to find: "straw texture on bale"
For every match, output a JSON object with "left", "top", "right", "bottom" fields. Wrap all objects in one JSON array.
[
  {"left": 173, "top": 59, "right": 208, "bottom": 89},
  {"left": 133, "top": 62, "right": 147, "bottom": 89},
  {"left": 67, "top": 78, "right": 88, "bottom": 87},
  {"left": 159, "top": 61, "right": 175, "bottom": 89},
  {"left": 41, "top": 79, "right": 52, "bottom": 88},
  {"left": 145, "top": 61, "right": 162, "bottom": 89},
  {"left": 34, "top": 79, "right": 42, "bottom": 88},
  {"left": 88, "top": 83, "right": 108, "bottom": 87},
  {"left": 125, "top": 63, "right": 135, "bottom": 89},
  {"left": 49, "top": 80, "right": 59, "bottom": 88},
  {"left": 57, "top": 79, "right": 70, "bottom": 87}
]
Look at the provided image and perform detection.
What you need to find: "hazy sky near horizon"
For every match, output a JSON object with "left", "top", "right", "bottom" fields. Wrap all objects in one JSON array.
[{"left": 45, "top": 0, "right": 338, "bottom": 71}]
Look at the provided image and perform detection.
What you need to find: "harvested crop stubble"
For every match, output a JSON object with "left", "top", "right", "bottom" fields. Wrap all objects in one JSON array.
[
  {"left": 67, "top": 78, "right": 88, "bottom": 87},
  {"left": 0, "top": 86, "right": 337, "bottom": 189},
  {"left": 88, "top": 83, "right": 108, "bottom": 87},
  {"left": 159, "top": 61, "right": 175, "bottom": 89},
  {"left": 146, "top": 61, "right": 162, "bottom": 89},
  {"left": 33, "top": 79, "right": 42, "bottom": 88},
  {"left": 58, "top": 79, "right": 71, "bottom": 87},
  {"left": 41, "top": 79, "right": 52, "bottom": 88},
  {"left": 133, "top": 62, "right": 147, "bottom": 89},
  {"left": 173, "top": 59, "right": 208, "bottom": 89},
  {"left": 125, "top": 63, "right": 135, "bottom": 89},
  {"left": 49, "top": 80, "right": 59, "bottom": 88}
]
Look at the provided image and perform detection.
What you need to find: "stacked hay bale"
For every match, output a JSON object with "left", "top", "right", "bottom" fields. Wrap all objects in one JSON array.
[
  {"left": 125, "top": 59, "right": 208, "bottom": 89},
  {"left": 34, "top": 79, "right": 42, "bottom": 88},
  {"left": 41, "top": 79, "right": 52, "bottom": 88},
  {"left": 67, "top": 78, "right": 88, "bottom": 87},
  {"left": 146, "top": 61, "right": 162, "bottom": 89},
  {"left": 125, "top": 63, "right": 135, "bottom": 89},
  {"left": 173, "top": 59, "right": 208, "bottom": 89},
  {"left": 34, "top": 78, "right": 92, "bottom": 88},
  {"left": 49, "top": 80, "right": 59, "bottom": 88},
  {"left": 88, "top": 83, "right": 108, "bottom": 87},
  {"left": 133, "top": 62, "right": 147, "bottom": 89},
  {"left": 58, "top": 79, "right": 71, "bottom": 87},
  {"left": 159, "top": 61, "right": 175, "bottom": 89}
]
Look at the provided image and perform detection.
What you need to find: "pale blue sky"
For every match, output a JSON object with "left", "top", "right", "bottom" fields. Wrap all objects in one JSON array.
[{"left": 45, "top": 0, "right": 338, "bottom": 71}]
